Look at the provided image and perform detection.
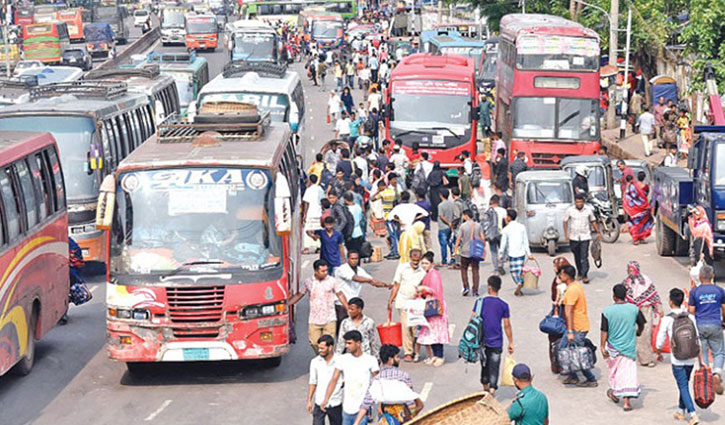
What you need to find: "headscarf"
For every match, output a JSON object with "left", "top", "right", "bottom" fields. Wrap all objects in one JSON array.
[
  {"left": 622, "top": 261, "right": 662, "bottom": 310},
  {"left": 398, "top": 222, "right": 426, "bottom": 263},
  {"left": 689, "top": 205, "right": 714, "bottom": 256},
  {"left": 551, "top": 256, "right": 571, "bottom": 302}
]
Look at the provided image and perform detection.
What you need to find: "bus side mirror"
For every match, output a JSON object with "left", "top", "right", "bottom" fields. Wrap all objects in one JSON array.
[
  {"left": 96, "top": 175, "right": 116, "bottom": 231},
  {"left": 274, "top": 172, "right": 292, "bottom": 235}
]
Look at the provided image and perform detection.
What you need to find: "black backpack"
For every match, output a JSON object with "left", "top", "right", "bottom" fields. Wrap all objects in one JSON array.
[
  {"left": 471, "top": 162, "right": 482, "bottom": 187},
  {"left": 339, "top": 204, "right": 355, "bottom": 239},
  {"left": 482, "top": 208, "right": 501, "bottom": 242}
]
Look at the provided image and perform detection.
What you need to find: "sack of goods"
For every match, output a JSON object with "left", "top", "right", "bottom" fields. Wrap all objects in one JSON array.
[{"left": 557, "top": 342, "right": 595, "bottom": 375}]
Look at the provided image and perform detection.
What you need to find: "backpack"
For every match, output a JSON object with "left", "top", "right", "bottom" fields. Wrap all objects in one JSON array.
[
  {"left": 669, "top": 312, "right": 700, "bottom": 360},
  {"left": 471, "top": 162, "right": 482, "bottom": 187},
  {"left": 339, "top": 204, "right": 355, "bottom": 239},
  {"left": 465, "top": 200, "right": 480, "bottom": 222},
  {"left": 459, "top": 304, "right": 486, "bottom": 363},
  {"left": 482, "top": 209, "right": 501, "bottom": 242},
  {"left": 364, "top": 116, "right": 377, "bottom": 134}
]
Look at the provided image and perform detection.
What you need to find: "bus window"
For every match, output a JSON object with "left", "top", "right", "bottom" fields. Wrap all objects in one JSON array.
[
  {"left": 115, "top": 116, "right": 130, "bottom": 158},
  {"left": 46, "top": 148, "right": 66, "bottom": 210},
  {"left": 15, "top": 160, "right": 39, "bottom": 229},
  {"left": 30, "top": 153, "right": 52, "bottom": 219},
  {"left": 0, "top": 169, "right": 22, "bottom": 239}
]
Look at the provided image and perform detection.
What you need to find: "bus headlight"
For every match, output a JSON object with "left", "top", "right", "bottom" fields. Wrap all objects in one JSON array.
[
  {"left": 239, "top": 302, "right": 286, "bottom": 319},
  {"left": 109, "top": 307, "right": 150, "bottom": 321}
]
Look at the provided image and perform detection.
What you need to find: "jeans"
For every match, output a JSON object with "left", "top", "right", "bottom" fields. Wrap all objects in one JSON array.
[
  {"left": 489, "top": 239, "right": 501, "bottom": 271},
  {"left": 342, "top": 412, "right": 367, "bottom": 425},
  {"left": 313, "top": 404, "right": 343, "bottom": 425},
  {"left": 570, "top": 239, "right": 590, "bottom": 279},
  {"left": 432, "top": 343, "right": 444, "bottom": 358},
  {"left": 480, "top": 346, "right": 503, "bottom": 389},
  {"left": 438, "top": 228, "right": 454, "bottom": 265},
  {"left": 386, "top": 220, "right": 399, "bottom": 254},
  {"left": 698, "top": 323, "right": 725, "bottom": 374},
  {"left": 559, "top": 331, "right": 596, "bottom": 382},
  {"left": 672, "top": 365, "right": 696, "bottom": 414}
]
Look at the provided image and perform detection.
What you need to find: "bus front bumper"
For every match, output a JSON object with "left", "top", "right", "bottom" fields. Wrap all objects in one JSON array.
[{"left": 106, "top": 317, "right": 289, "bottom": 362}]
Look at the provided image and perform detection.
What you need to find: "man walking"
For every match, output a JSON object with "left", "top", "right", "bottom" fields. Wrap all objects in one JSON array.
[
  {"left": 688, "top": 264, "right": 725, "bottom": 394},
  {"left": 321, "top": 331, "right": 380, "bottom": 425},
  {"left": 336, "top": 298, "right": 381, "bottom": 358},
  {"left": 308, "top": 216, "right": 346, "bottom": 275},
  {"left": 637, "top": 106, "right": 656, "bottom": 157},
  {"left": 563, "top": 193, "right": 600, "bottom": 284},
  {"left": 499, "top": 209, "right": 533, "bottom": 296},
  {"left": 289, "top": 259, "right": 349, "bottom": 352},
  {"left": 509, "top": 152, "right": 528, "bottom": 189},
  {"left": 437, "top": 188, "right": 456, "bottom": 266},
  {"left": 559, "top": 264, "right": 597, "bottom": 387},
  {"left": 473, "top": 276, "right": 514, "bottom": 395},
  {"left": 507, "top": 364, "right": 549, "bottom": 425},
  {"left": 343, "top": 192, "right": 364, "bottom": 253},
  {"left": 387, "top": 249, "right": 426, "bottom": 362},
  {"left": 455, "top": 209, "right": 485, "bottom": 296},
  {"left": 308, "top": 335, "right": 343, "bottom": 425},
  {"left": 372, "top": 177, "right": 400, "bottom": 260},
  {"left": 483, "top": 195, "right": 506, "bottom": 275},
  {"left": 657, "top": 288, "right": 700, "bottom": 425},
  {"left": 334, "top": 251, "right": 390, "bottom": 329},
  {"left": 601, "top": 284, "right": 645, "bottom": 411}
]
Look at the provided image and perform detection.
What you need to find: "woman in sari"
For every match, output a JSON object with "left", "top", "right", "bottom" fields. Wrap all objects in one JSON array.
[
  {"left": 689, "top": 205, "right": 714, "bottom": 266},
  {"left": 623, "top": 172, "right": 654, "bottom": 244},
  {"left": 621, "top": 261, "right": 662, "bottom": 367},
  {"left": 548, "top": 256, "right": 570, "bottom": 374},
  {"left": 398, "top": 222, "right": 426, "bottom": 263},
  {"left": 417, "top": 251, "right": 450, "bottom": 367}
]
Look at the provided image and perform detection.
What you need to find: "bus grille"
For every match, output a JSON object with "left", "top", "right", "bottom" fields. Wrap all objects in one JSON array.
[
  {"left": 531, "top": 152, "right": 575, "bottom": 166},
  {"left": 167, "top": 286, "right": 225, "bottom": 324}
]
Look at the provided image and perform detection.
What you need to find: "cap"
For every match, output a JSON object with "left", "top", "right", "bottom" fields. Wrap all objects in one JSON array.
[{"left": 512, "top": 363, "right": 532, "bottom": 380}]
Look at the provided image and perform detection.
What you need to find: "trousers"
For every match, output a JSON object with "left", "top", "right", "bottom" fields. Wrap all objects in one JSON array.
[
  {"left": 570, "top": 239, "right": 590, "bottom": 278},
  {"left": 480, "top": 346, "right": 503, "bottom": 389},
  {"left": 399, "top": 308, "right": 416, "bottom": 356},
  {"left": 309, "top": 321, "right": 337, "bottom": 352},
  {"left": 313, "top": 404, "right": 343, "bottom": 425},
  {"left": 698, "top": 322, "right": 725, "bottom": 374},
  {"left": 672, "top": 365, "right": 696, "bottom": 413}
]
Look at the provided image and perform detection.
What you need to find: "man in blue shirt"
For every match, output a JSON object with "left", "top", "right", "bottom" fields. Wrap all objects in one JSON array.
[
  {"left": 472, "top": 275, "right": 514, "bottom": 395},
  {"left": 507, "top": 364, "right": 549, "bottom": 425},
  {"left": 348, "top": 112, "right": 361, "bottom": 145},
  {"left": 309, "top": 216, "right": 346, "bottom": 274},
  {"left": 688, "top": 264, "right": 725, "bottom": 393}
]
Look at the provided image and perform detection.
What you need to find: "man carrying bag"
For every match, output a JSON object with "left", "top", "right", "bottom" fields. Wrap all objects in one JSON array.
[{"left": 455, "top": 210, "right": 485, "bottom": 297}]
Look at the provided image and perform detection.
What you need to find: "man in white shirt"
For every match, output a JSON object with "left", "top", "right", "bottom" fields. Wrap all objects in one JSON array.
[
  {"left": 308, "top": 334, "right": 343, "bottom": 425},
  {"left": 389, "top": 145, "right": 409, "bottom": 178},
  {"left": 335, "top": 112, "right": 351, "bottom": 139},
  {"left": 367, "top": 87, "right": 381, "bottom": 112},
  {"left": 352, "top": 152, "right": 369, "bottom": 182},
  {"left": 303, "top": 174, "right": 325, "bottom": 253},
  {"left": 499, "top": 209, "right": 534, "bottom": 296},
  {"left": 321, "top": 330, "right": 380, "bottom": 425},
  {"left": 563, "top": 193, "right": 601, "bottom": 284},
  {"left": 637, "top": 107, "right": 656, "bottom": 157},
  {"left": 334, "top": 250, "right": 390, "bottom": 326},
  {"left": 389, "top": 191, "right": 428, "bottom": 231},
  {"left": 664, "top": 145, "right": 678, "bottom": 167},
  {"left": 328, "top": 90, "right": 342, "bottom": 123},
  {"left": 387, "top": 249, "right": 426, "bottom": 361}
]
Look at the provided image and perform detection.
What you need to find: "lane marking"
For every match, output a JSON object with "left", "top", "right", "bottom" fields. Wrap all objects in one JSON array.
[
  {"left": 90, "top": 285, "right": 99, "bottom": 293},
  {"left": 419, "top": 382, "right": 433, "bottom": 402},
  {"left": 144, "top": 400, "right": 172, "bottom": 422},
  {"left": 302, "top": 260, "right": 310, "bottom": 269}
]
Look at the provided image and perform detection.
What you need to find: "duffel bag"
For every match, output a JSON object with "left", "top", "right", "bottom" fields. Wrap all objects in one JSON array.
[{"left": 694, "top": 362, "right": 716, "bottom": 409}]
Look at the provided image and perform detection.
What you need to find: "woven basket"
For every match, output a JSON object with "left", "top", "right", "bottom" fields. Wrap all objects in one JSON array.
[{"left": 406, "top": 392, "right": 510, "bottom": 425}]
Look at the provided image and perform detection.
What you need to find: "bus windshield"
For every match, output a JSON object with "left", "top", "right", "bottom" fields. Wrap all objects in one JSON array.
[
  {"left": 312, "top": 21, "right": 342, "bottom": 39},
  {"left": 165, "top": 71, "right": 195, "bottom": 106},
  {"left": 186, "top": 19, "right": 217, "bottom": 34},
  {"left": 516, "top": 35, "right": 599, "bottom": 71},
  {"left": 94, "top": 6, "right": 121, "bottom": 21},
  {"left": 111, "top": 168, "right": 282, "bottom": 278},
  {"left": 513, "top": 97, "right": 599, "bottom": 141},
  {"left": 390, "top": 79, "right": 472, "bottom": 147},
  {"left": 200, "top": 92, "right": 289, "bottom": 122},
  {"left": 162, "top": 11, "right": 185, "bottom": 28},
  {"left": 233, "top": 32, "right": 275, "bottom": 60},
  {"left": 0, "top": 115, "right": 98, "bottom": 202},
  {"left": 481, "top": 53, "right": 497, "bottom": 82}
]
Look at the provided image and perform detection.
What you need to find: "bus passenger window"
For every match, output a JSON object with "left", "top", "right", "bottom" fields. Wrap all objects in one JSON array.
[
  {"left": 45, "top": 148, "right": 66, "bottom": 210},
  {"left": 14, "top": 160, "right": 38, "bottom": 229},
  {"left": 0, "top": 169, "right": 22, "bottom": 239},
  {"left": 30, "top": 153, "right": 52, "bottom": 219}
]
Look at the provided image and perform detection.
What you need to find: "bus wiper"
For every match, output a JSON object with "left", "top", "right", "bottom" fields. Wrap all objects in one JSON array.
[
  {"left": 392, "top": 129, "right": 434, "bottom": 138},
  {"left": 429, "top": 126, "right": 462, "bottom": 140},
  {"left": 161, "top": 260, "right": 223, "bottom": 279}
]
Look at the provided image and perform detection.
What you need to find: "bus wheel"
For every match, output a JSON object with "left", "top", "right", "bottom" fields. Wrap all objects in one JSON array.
[
  {"left": 262, "top": 357, "right": 282, "bottom": 368},
  {"left": 14, "top": 309, "right": 38, "bottom": 376}
]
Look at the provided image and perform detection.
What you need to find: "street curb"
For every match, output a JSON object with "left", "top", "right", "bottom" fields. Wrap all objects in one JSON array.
[{"left": 601, "top": 129, "right": 664, "bottom": 167}]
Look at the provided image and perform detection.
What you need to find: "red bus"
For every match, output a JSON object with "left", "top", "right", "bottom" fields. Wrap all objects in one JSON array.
[
  {"left": 0, "top": 131, "right": 69, "bottom": 377},
  {"left": 384, "top": 53, "right": 479, "bottom": 167},
  {"left": 58, "top": 9, "right": 85, "bottom": 42},
  {"left": 185, "top": 14, "right": 219, "bottom": 51},
  {"left": 97, "top": 110, "right": 301, "bottom": 372},
  {"left": 15, "top": 7, "right": 34, "bottom": 26},
  {"left": 495, "top": 14, "right": 601, "bottom": 167}
]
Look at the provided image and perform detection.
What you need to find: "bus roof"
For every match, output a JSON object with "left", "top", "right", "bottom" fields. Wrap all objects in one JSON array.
[
  {"left": 117, "top": 121, "right": 292, "bottom": 171},
  {"left": 300, "top": 9, "right": 343, "bottom": 20},
  {"left": 145, "top": 52, "right": 208, "bottom": 71},
  {"left": 229, "top": 19, "right": 272, "bottom": 30},
  {"left": 431, "top": 34, "right": 485, "bottom": 48},
  {"left": 201, "top": 69, "right": 299, "bottom": 97},
  {"left": 390, "top": 53, "right": 474, "bottom": 82},
  {"left": 500, "top": 13, "right": 599, "bottom": 41},
  {"left": 0, "top": 131, "right": 57, "bottom": 165},
  {"left": 84, "top": 66, "right": 176, "bottom": 97}
]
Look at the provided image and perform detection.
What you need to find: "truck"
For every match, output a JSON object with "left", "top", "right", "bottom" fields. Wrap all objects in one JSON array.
[{"left": 653, "top": 65, "right": 725, "bottom": 264}]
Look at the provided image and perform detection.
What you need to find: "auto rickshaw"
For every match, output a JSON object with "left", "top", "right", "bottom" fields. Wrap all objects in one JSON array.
[
  {"left": 560, "top": 155, "right": 621, "bottom": 243},
  {"left": 513, "top": 170, "right": 574, "bottom": 256}
]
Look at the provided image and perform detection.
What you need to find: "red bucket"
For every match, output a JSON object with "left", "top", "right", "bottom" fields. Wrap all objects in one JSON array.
[{"left": 377, "top": 312, "right": 402, "bottom": 347}]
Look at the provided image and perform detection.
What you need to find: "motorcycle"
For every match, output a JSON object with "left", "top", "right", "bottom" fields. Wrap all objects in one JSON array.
[{"left": 589, "top": 192, "right": 620, "bottom": 243}]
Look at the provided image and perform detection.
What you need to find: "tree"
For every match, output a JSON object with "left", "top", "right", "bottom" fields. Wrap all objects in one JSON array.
[{"left": 679, "top": 0, "right": 725, "bottom": 91}]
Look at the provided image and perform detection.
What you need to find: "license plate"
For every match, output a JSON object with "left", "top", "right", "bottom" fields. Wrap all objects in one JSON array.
[
  {"left": 432, "top": 135, "right": 445, "bottom": 145},
  {"left": 182, "top": 348, "right": 209, "bottom": 361}
]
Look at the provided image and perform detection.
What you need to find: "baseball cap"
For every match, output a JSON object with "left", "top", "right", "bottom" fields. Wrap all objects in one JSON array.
[{"left": 512, "top": 363, "right": 532, "bottom": 380}]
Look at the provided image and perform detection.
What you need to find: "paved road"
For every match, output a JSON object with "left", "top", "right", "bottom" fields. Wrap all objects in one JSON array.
[{"left": 2, "top": 44, "right": 725, "bottom": 425}]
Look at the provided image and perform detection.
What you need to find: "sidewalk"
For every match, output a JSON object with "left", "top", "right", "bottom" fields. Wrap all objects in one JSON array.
[{"left": 600, "top": 125, "right": 688, "bottom": 167}]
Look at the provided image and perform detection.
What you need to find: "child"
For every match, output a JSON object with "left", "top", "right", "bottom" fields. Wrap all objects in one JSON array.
[{"left": 677, "top": 110, "right": 691, "bottom": 158}]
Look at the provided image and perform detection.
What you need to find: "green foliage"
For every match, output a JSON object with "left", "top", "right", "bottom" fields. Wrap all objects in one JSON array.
[
  {"left": 680, "top": 0, "right": 725, "bottom": 91},
  {"left": 471, "top": 0, "right": 569, "bottom": 31}
]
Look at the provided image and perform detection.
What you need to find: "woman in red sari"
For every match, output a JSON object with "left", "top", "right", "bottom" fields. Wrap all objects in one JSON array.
[{"left": 623, "top": 172, "right": 654, "bottom": 244}]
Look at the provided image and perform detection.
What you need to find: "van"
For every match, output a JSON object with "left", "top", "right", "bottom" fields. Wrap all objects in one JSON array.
[{"left": 188, "top": 62, "right": 305, "bottom": 138}]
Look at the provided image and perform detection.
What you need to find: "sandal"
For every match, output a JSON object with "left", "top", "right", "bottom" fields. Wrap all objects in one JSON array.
[
  {"left": 607, "top": 389, "right": 620, "bottom": 404},
  {"left": 404, "top": 355, "right": 414, "bottom": 362},
  {"left": 623, "top": 405, "right": 633, "bottom": 412}
]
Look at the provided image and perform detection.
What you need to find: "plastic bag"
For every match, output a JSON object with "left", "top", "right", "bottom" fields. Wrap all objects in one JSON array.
[
  {"left": 500, "top": 356, "right": 516, "bottom": 386},
  {"left": 404, "top": 299, "right": 429, "bottom": 328}
]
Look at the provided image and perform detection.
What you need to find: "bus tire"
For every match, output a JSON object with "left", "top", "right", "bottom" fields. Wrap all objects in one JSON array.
[
  {"left": 13, "top": 307, "right": 38, "bottom": 376},
  {"left": 262, "top": 357, "right": 282, "bottom": 368},
  {"left": 655, "top": 214, "right": 675, "bottom": 256}
]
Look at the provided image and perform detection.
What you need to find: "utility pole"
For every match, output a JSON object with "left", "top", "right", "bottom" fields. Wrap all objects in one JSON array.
[
  {"left": 619, "top": 9, "right": 632, "bottom": 139},
  {"left": 606, "top": 0, "right": 619, "bottom": 129}
]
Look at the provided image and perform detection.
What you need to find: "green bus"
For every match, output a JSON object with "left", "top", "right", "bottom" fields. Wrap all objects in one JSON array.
[{"left": 244, "top": 0, "right": 357, "bottom": 22}]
